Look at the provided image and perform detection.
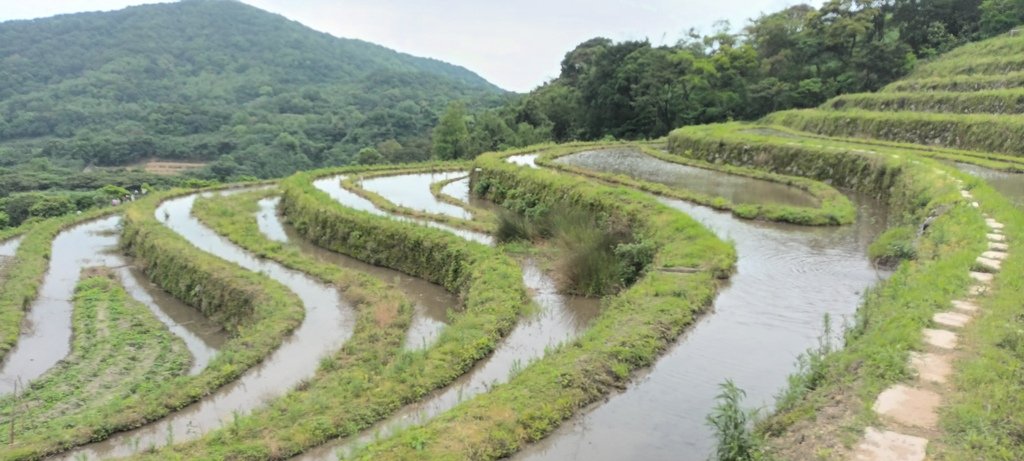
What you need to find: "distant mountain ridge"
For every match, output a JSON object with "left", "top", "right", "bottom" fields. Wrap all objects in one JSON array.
[{"left": 0, "top": 0, "right": 506, "bottom": 178}]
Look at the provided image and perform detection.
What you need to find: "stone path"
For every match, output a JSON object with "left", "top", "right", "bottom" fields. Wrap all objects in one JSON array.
[{"left": 851, "top": 186, "right": 1007, "bottom": 460}]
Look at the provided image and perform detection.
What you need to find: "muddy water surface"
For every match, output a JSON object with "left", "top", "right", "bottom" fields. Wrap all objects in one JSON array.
[
  {"left": 314, "top": 175, "right": 492, "bottom": 244},
  {"left": 956, "top": 163, "right": 1024, "bottom": 208},
  {"left": 56, "top": 192, "right": 356, "bottom": 460},
  {"left": 0, "top": 217, "right": 124, "bottom": 394},
  {"left": 257, "top": 197, "right": 452, "bottom": 350},
  {"left": 513, "top": 153, "right": 890, "bottom": 461},
  {"left": 559, "top": 148, "right": 819, "bottom": 208}
]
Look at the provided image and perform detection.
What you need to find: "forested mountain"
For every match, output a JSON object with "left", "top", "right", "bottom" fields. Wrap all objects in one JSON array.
[
  {"left": 439, "top": 0, "right": 1024, "bottom": 158},
  {"left": 0, "top": 0, "right": 507, "bottom": 180}
]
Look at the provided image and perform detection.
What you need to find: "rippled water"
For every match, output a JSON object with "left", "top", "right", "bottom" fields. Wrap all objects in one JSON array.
[{"left": 513, "top": 152, "right": 890, "bottom": 461}]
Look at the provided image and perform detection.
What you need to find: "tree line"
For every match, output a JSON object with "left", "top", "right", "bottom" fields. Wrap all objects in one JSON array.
[{"left": 431, "top": 0, "right": 1024, "bottom": 159}]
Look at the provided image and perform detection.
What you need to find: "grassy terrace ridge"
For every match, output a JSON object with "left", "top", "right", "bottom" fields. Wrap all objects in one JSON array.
[
  {"left": 665, "top": 122, "right": 1007, "bottom": 458},
  {"left": 339, "top": 162, "right": 495, "bottom": 233},
  {"left": 882, "top": 71, "right": 1024, "bottom": 93},
  {"left": 824, "top": 89, "right": 1024, "bottom": 115},
  {"left": 1, "top": 272, "right": 190, "bottom": 447},
  {"left": 0, "top": 208, "right": 119, "bottom": 361},
  {"left": 534, "top": 141, "right": 855, "bottom": 226},
  {"left": 739, "top": 125, "right": 1024, "bottom": 173},
  {"left": 0, "top": 188, "right": 308, "bottom": 460},
  {"left": 904, "top": 33, "right": 1024, "bottom": 80},
  {"left": 345, "top": 144, "right": 735, "bottom": 460},
  {"left": 762, "top": 108, "right": 1024, "bottom": 157}
]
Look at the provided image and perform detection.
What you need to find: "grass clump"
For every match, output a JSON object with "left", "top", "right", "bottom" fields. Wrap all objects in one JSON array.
[
  {"left": 867, "top": 225, "right": 919, "bottom": 267},
  {"left": 708, "top": 380, "right": 765, "bottom": 461}
]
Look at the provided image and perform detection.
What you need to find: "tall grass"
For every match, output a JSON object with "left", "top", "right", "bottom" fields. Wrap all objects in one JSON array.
[{"left": 708, "top": 380, "right": 762, "bottom": 461}]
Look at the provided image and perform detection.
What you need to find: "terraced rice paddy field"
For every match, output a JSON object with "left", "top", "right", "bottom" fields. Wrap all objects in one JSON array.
[{"left": 1, "top": 30, "right": 1023, "bottom": 461}]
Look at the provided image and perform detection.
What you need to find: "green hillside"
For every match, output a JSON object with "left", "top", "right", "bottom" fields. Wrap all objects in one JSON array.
[{"left": 0, "top": 0, "right": 506, "bottom": 179}]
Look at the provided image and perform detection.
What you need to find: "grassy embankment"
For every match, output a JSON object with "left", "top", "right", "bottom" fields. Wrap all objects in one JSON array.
[
  {"left": 666, "top": 123, "right": 1001, "bottom": 458},
  {"left": 122, "top": 171, "right": 529, "bottom": 459},
  {"left": 762, "top": 109, "right": 1024, "bottom": 156},
  {"left": 343, "top": 144, "right": 735, "bottom": 460},
  {"left": 532, "top": 142, "right": 855, "bottom": 226},
  {"left": 0, "top": 273, "right": 190, "bottom": 447},
  {"left": 738, "top": 125, "right": 1024, "bottom": 172},
  {"left": 825, "top": 89, "right": 1024, "bottom": 114},
  {"left": 882, "top": 71, "right": 1024, "bottom": 93}
]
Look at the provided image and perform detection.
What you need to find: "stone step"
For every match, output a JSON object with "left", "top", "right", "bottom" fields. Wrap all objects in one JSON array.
[
  {"left": 971, "top": 202, "right": 980, "bottom": 208},
  {"left": 987, "top": 233, "right": 1006, "bottom": 242},
  {"left": 960, "top": 190, "right": 973, "bottom": 199},
  {"left": 923, "top": 329, "right": 958, "bottom": 349},
  {"left": 873, "top": 384, "right": 941, "bottom": 429},
  {"left": 969, "top": 271, "right": 994, "bottom": 284},
  {"left": 910, "top": 352, "right": 952, "bottom": 384},
  {"left": 985, "top": 219, "right": 1005, "bottom": 230},
  {"left": 852, "top": 427, "right": 927, "bottom": 461},
  {"left": 976, "top": 256, "right": 1003, "bottom": 272},
  {"left": 969, "top": 284, "right": 989, "bottom": 297},
  {"left": 934, "top": 311, "right": 972, "bottom": 329},
  {"left": 988, "top": 242, "right": 1009, "bottom": 252},
  {"left": 951, "top": 300, "right": 979, "bottom": 314},
  {"left": 981, "top": 250, "right": 1008, "bottom": 260}
]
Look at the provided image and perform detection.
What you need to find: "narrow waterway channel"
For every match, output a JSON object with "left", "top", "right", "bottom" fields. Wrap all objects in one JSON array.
[
  {"left": 56, "top": 191, "right": 356, "bottom": 460},
  {"left": 506, "top": 150, "right": 890, "bottom": 460},
  {"left": 293, "top": 171, "right": 599, "bottom": 460}
]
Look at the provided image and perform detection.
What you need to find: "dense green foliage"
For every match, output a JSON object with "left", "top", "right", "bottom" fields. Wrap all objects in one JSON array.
[
  {"left": 0, "top": 0, "right": 505, "bottom": 183},
  {"left": 0, "top": 273, "right": 190, "bottom": 446},
  {"left": 439, "top": 0, "right": 1022, "bottom": 159}
]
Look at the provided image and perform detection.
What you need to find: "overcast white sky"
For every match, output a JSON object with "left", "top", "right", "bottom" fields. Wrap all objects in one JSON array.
[{"left": 0, "top": 0, "right": 818, "bottom": 92}]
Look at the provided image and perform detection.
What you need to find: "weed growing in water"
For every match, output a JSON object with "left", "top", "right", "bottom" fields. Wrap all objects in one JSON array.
[{"left": 707, "top": 379, "right": 762, "bottom": 461}]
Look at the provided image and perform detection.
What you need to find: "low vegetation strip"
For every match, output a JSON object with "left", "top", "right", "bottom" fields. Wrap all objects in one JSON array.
[
  {"left": 345, "top": 145, "right": 735, "bottom": 459},
  {"left": 338, "top": 163, "right": 494, "bottom": 233},
  {"left": 0, "top": 208, "right": 117, "bottom": 361},
  {"left": 429, "top": 174, "right": 497, "bottom": 225},
  {"left": 905, "top": 55, "right": 1024, "bottom": 80},
  {"left": 882, "top": 71, "right": 1024, "bottom": 93},
  {"left": 825, "top": 89, "right": 1024, "bottom": 115},
  {"left": 936, "top": 184, "right": 1024, "bottom": 459},
  {"left": 762, "top": 108, "right": 1024, "bottom": 157},
  {"left": 0, "top": 273, "right": 190, "bottom": 448},
  {"left": 534, "top": 142, "right": 855, "bottom": 226},
  {"left": 738, "top": 125, "right": 1024, "bottom": 173},
  {"left": 0, "top": 190, "right": 308, "bottom": 460},
  {"left": 667, "top": 122, "right": 1001, "bottom": 459}
]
